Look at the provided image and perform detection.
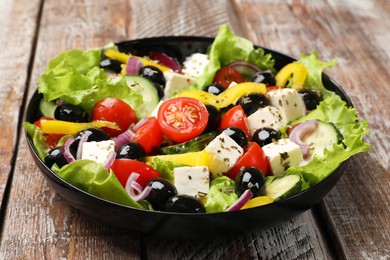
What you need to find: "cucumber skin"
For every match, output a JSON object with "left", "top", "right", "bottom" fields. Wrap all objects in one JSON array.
[
  {"left": 160, "top": 132, "right": 217, "bottom": 155},
  {"left": 265, "top": 174, "right": 302, "bottom": 201}
]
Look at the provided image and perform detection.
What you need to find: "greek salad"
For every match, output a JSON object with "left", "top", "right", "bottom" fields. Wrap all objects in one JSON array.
[{"left": 25, "top": 25, "right": 370, "bottom": 213}]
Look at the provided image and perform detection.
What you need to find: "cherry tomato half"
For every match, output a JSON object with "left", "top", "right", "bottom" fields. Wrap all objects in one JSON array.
[
  {"left": 213, "top": 67, "right": 245, "bottom": 88},
  {"left": 226, "top": 142, "right": 269, "bottom": 180},
  {"left": 157, "top": 97, "right": 209, "bottom": 143},
  {"left": 110, "top": 159, "right": 160, "bottom": 188},
  {"left": 34, "top": 117, "right": 64, "bottom": 148},
  {"left": 91, "top": 98, "right": 137, "bottom": 137},
  {"left": 220, "top": 105, "right": 250, "bottom": 137},
  {"left": 132, "top": 117, "right": 163, "bottom": 154}
]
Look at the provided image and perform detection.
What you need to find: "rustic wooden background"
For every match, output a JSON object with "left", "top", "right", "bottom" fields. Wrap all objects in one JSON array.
[{"left": 0, "top": 0, "right": 389, "bottom": 259}]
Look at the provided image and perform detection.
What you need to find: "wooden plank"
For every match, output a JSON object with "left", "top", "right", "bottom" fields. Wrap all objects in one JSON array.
[
  {"left": 317, "top": 1, "right": 390, "bottom": 259},
  {"left": 234, "top": 0, "right": 390, "bottom": 259},
  {"left": 4, "top": 0, "right": 388, "bottom": 259},
  {"left": 0, "top": 0, "right": 143, "bottom": 259},
  {"left": 0, "top": 0, "right": 42, "bottom": 207}
]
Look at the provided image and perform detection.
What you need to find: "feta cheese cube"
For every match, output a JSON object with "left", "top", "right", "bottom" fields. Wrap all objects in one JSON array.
[
  {"left": 262, "top": 139, "right": 303, "bottom": 177},
  {"left": 267, "top": 88, "right": 306, "bottom": 123},
  {"left": 247, "top": 106, "right": 286, "bottom": 135},
  {"left": 182, "top": 53, "right": 209, "bottom": 79},
  {"left": 174, "top": 166, "right": 210, "bottom": 198},
  {"left": 205, "top": 132, "right": 243, "bottom": 178},
  {"left": 81, "top": 140, "right": 116, "bottom": 165},
  {"left": 163, "top": 71, "right": 195, "bottom": 98}
]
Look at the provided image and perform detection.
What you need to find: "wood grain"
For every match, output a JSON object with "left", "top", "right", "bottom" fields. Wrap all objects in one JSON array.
[
  {"left": 0, "top": 0, "right": 42, "bottom": 207},
  {"left": 0, "top": 0, "right": 389, "bottom": 259}
]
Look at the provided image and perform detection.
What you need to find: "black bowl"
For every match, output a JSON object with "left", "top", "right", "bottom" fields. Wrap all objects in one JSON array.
[{"left": 25, "top": 36, "right": 351, "bottom": 240}]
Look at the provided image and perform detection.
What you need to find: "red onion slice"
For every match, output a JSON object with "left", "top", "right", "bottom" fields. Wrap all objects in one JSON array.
[
  {"left": 103, "top": 151, "right": 116, "bottom": 169},
  {"left": 124, "top": 172, "right": 152, "bottom": 201},
  {"left": 132, "top": 117, "right": 149, "bottom": 132},
  {"left": 76, "top": 131, "right": 92, "bottom": 160},
  {"left": 227, "top": 60, "right": 262, "bottom": 80},
  {"left": 289, "top": 120, "right": 318, "bottom": 159},
  {"left": 126, "top": 57, "right": 144, "bottom": 75},
  {"left": 62, "top": 137, "right": 76, "bottom": 163},
  {"left": 225, "top": 189, "right": 254, "bottom": 212},
  {"left": 114, "top": 129, "right": 135, "bottom": 149},
  {"left": 149, "top": 51, "right": 181, "bottom": 73}
]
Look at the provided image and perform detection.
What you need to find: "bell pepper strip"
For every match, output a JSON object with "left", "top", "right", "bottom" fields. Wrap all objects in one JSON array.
[
  {"left": 275, "top": 63, "right": 308, "bottom": 91},
  {"left": 175, "top": 82, "right": 266, "bottom": 109},
  {"left": 40, "top": 120, "right": 120, "bottom": 135},
  {"left": 105, "top": 49, "right": 171, "bottom": 73},
  {"left": 240, "top": 196, "right": 274, "bottom": 209},
  {"left": 145, "top": 150, "right": 209, "bottom": 167}
]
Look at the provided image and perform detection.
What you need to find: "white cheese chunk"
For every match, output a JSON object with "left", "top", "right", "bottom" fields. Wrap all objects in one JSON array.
[
  {"left": 182, "top": 53, "right": 209, "bottom": 79},
  {"left": 174, "top": 166, "right": 210, "bottom": 199},
  {"left": 163, "top": 71, "right": 195, "bottom": 98},
  {"left": 247, "top": 106, "right": 286, "bottom": 135},
  {"left": 262, "top": 139, "right": 303, "bottom": 177},
  {"left": 267, "top": 88, "right": 306, "bottom": 123},
  {"left": 205, "top": 132, "right": 243, "bottom": 178},
  {"left": 81, "top": 140, "right": 116, "bottom": 165}
]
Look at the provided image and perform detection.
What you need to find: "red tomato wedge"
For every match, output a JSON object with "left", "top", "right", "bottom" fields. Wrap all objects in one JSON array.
[
  {"left": 91, "top": 98, "right": 137, "bottom": 137},
  {"left": 110, "top": 159, "right": 160, "bottom": 188},
  {"left": 157, "top": 97, "right": 208, "bottom": 143},
  {"left": 213, "top": 67, "right": 245, "bottom": 88},
  {"left": 220, "top": 105, "right": 250, "bottom": 137},
  {"left": 226, "top": 142, "right": 269, "bottom": 180},
  {"left": 132, "top": 117, "right": 163, "bottom": 154}
]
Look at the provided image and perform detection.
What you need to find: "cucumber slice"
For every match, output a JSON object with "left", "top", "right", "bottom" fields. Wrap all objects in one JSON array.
[
  {"left": 160, "top": 132, "right": 217, "bottom": 155},
  {"left": 125, "top": 76, "right": 159, "bottom": 118},
  {"left": 266, "top": 174, "right": 302, "bottom": 201},
  {"left": 39, "top": 99, "right": 57, "bottom": 118},
  {"left": 304, "top": 120, "right": 343, "bottom": 159}
]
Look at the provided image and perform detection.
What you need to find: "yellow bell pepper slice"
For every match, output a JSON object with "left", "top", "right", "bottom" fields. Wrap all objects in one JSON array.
[
  {"left": 145, "top": 150, "right": 209, "bottom": 167},
  {"left": 241, "top": 196, "right": 274, "bottom": 209},
  {"left": 105, "top": 49, "right": 171, "bottom": 73},
  {"left": 176, "top": 82, "right": 266, "bottom": 109},
  {"left": 275, "top": 63, "right": 307, "bottom": 91},
  {"left": 41, "top": 120, "right": 120, "bottom": 135}
]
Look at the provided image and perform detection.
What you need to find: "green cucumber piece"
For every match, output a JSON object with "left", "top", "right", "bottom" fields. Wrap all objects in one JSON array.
[
  {"left": 125, "top": 76, "right": 159, "bottom": 118},
  {"left": 266, "top": 174, "right": 302, "bottom": 201},
  {"left": 304, "top": 120, "right": 343, "bottom": 159},
  {"left": 39, "top": 99, "right": 57, "bottom": 118},
  {"left": 160, "top": 132, "right": 217, "bottom": 154}
]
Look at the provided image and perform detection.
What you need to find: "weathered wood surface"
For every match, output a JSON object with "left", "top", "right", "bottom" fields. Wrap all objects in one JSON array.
[
  {"left": 0, "top": 0, "right": 389, "bottom": 259},
  {"left": 0, "top": 0, "right": 42, "bottom": 207}
]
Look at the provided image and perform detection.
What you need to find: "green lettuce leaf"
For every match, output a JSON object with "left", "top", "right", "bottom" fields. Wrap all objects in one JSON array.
[
  {"left": 286, "top": 97, "right": 370, "bottom": 185},
  {"left": 56, "top": 159, "right": 144, "bottom": 208},
  {"left": 204, "top": 176, "right": 238, "bottom": 213},
  {"left": 38, "top": 49, "right": 145, "bottom": 117},
  {"left": 194, "top": 24, "right": 274, "bottom": 89},
  {"left": 296, "top": 51, "right": 338, "bottom": 98},
  {"left": 23, "top": 122, "right": 50, "bottom": 161}
]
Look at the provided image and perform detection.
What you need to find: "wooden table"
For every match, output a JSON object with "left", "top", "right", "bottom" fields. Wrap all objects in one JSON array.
[{"left": 0, "top": 0, "right": 389, "bottom": 259}]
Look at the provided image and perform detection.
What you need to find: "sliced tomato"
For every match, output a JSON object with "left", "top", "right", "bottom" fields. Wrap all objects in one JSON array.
[
  {"left": 34, "top": 117, "right": 64, "bottom": 148},
  {"left": 213, "top": 67, "right": 245, "bottom": 88},
  {"left": 226, "top": 142, "right": 269, "bottom": 180},
  {"left": 91, "top": 98, "right": 137, "bottom": 137},
  {"left": 157, "top": 97, "right": 208, "bottom": 143},
  {"left": 220, "top": 105, "right": 250, "bottom": 137},
  {"left": 110, "top": 159, "right": 160, "bottom": 188},
  {"left": 132, "top": 117, "right": 163, "bottom": 154}
]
